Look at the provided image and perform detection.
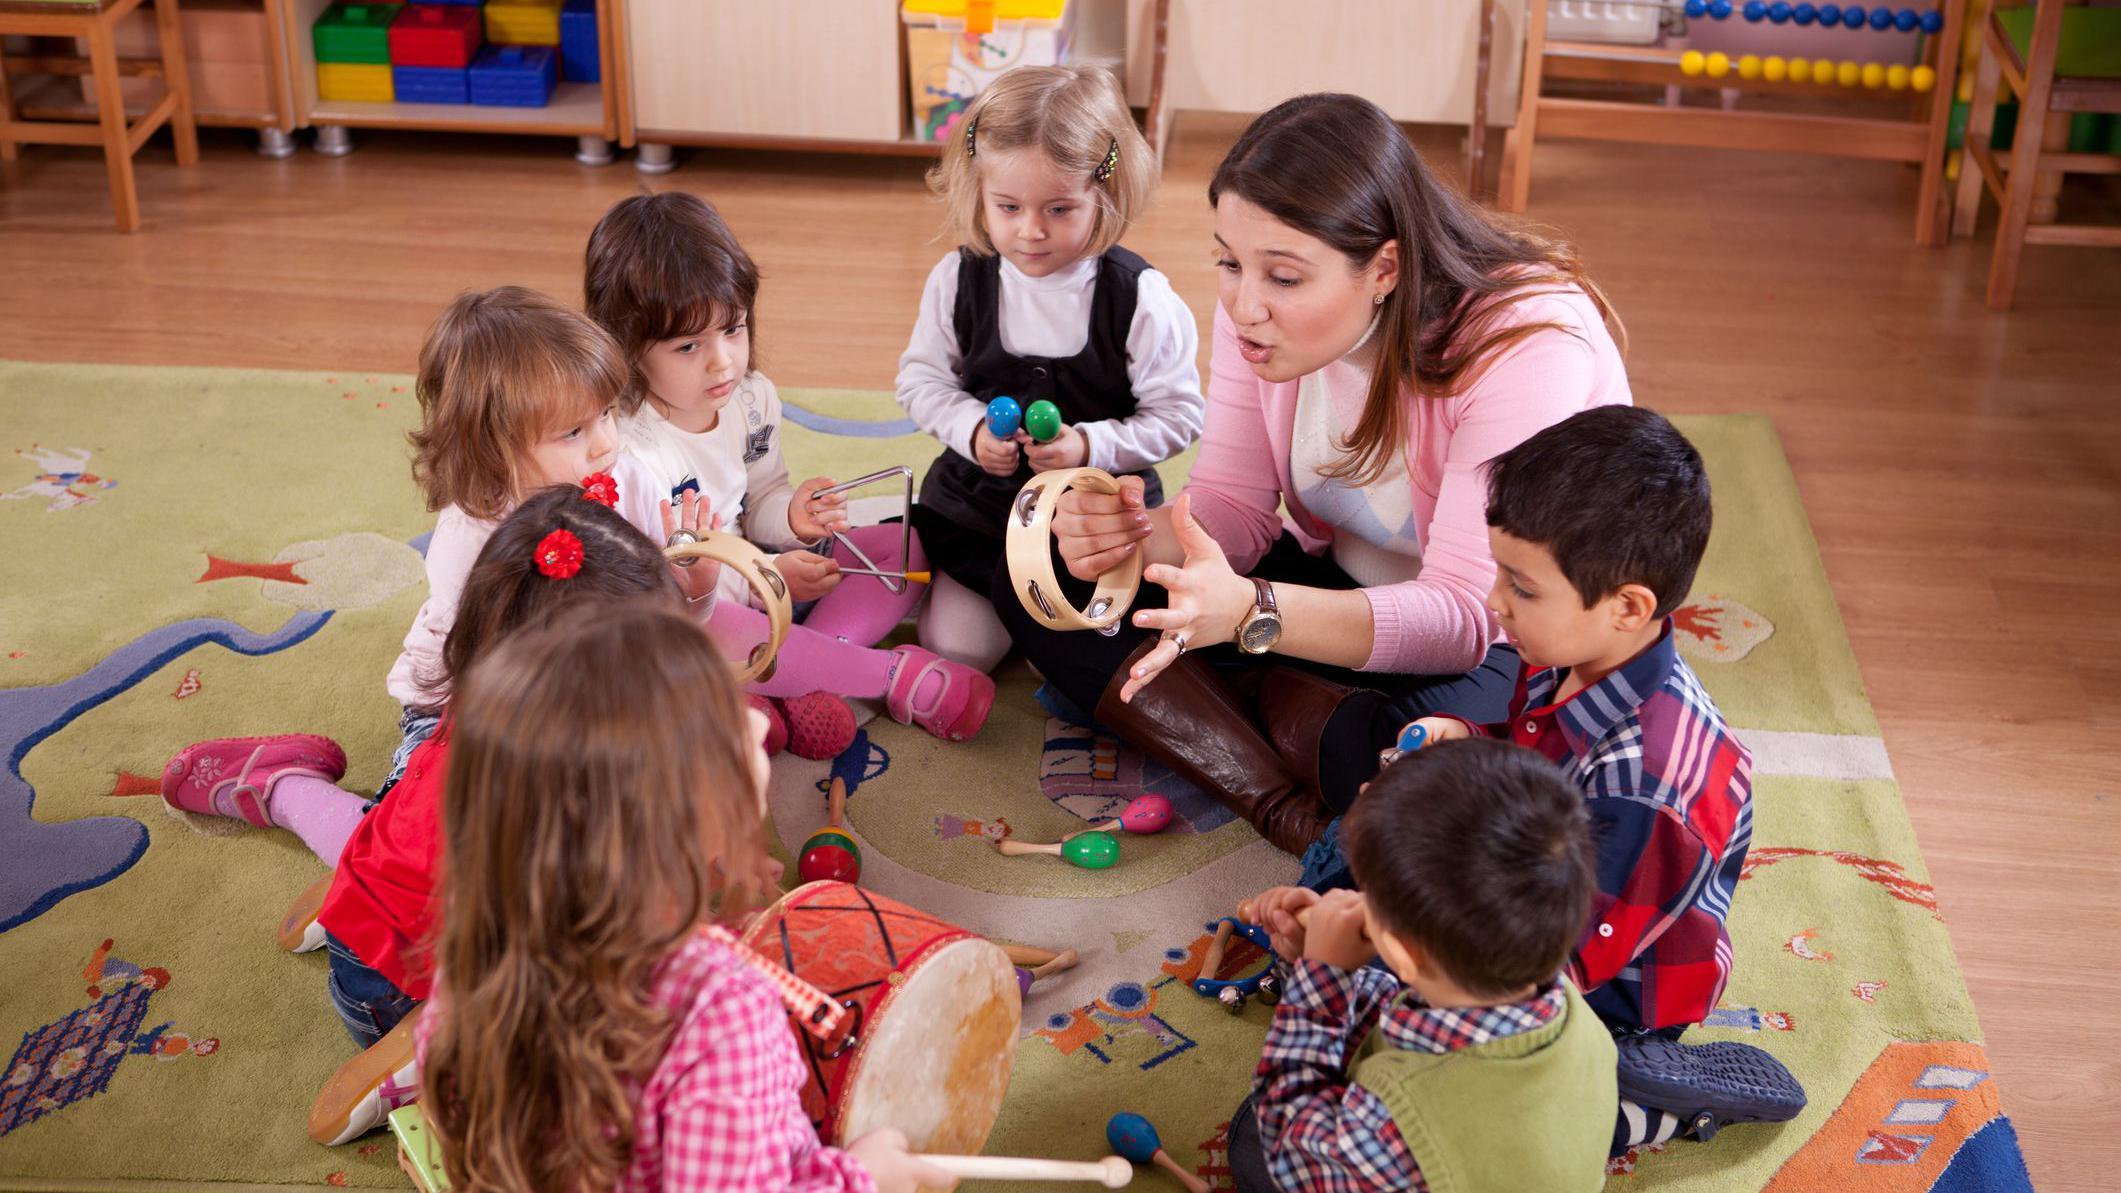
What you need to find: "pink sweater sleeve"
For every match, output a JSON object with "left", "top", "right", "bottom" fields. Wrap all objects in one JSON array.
[
  {"left": 1182, "top": 305, "right": 1294, "bottom": 574},
  {"left": 1362, "top": 296, "right": 1629, "bottom": 674}
]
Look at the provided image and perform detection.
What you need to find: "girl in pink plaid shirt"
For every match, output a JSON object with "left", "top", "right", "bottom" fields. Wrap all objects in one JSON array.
[{"left": 417, "top": 599, "right": 955, "bottom": 1193}]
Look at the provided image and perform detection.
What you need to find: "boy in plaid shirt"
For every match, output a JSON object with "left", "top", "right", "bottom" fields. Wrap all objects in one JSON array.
[
  {"left": 1229, "top": 738, "right": 1616, "bottom": 1193},
  {"left": 1391, "top": 405, "right": 1805, "bottom": 1152}
]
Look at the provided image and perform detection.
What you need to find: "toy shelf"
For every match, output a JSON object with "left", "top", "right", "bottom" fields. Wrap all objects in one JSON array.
[{"left": 286, "top": 0, "right": 620, "bottom": 144}]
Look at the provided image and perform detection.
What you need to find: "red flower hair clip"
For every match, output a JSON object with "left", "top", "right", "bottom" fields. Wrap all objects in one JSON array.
[
  {"left": 579, "top": 471, "right": 619, "bottom": 508},
  {"left": 534, "top": 529, "right": 584, "bottom": 579}
]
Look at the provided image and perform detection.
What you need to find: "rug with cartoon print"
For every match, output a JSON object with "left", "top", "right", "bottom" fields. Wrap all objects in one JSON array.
[{"left": 0, "top": 359, "right": 2031, "bottom": 1191}]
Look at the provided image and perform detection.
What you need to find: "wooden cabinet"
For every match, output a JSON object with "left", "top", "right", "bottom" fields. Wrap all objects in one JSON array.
[
  {"left": 1123, "top": 0, "right": 1524, "bottom": 132},
  {"left": 627, "top": 1, "right": 905, "bottom": 145}
]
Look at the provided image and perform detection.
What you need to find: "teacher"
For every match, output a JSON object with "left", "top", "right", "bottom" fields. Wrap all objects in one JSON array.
[{"left": 992, "top": 93, "right": 1632, "bottom": 855}]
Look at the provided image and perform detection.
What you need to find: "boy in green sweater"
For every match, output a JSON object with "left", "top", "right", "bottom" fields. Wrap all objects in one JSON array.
[{"left": 1227, "top": 738, "right": 1616, "bottom": 1193}]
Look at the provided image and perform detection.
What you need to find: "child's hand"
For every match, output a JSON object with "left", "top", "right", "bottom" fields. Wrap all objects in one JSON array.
[
  {"left": 971, "top": 423, "right": 1023, "bottom": 477},
  {"left": 846, "top": 1128, "right": 959, "bottom": 1193},
  {"left": 1302, "top": 889, "right": 1377, "bottom": 972},
  {"left": 660, "top": 494, "right": 723, "bottom": 601},
  {"left": 1240, "top": 885, "right": 1320, "bottom": 961},
  {"left": 1408, "top": 716, "right": 1470, "bottom": 745},
  {"left": 1025, "top": 422, "right": 1089, "bottom": 472},
  {"left": 775, "top": 549, "right": 842, "bottom": 602},
  {"left": 790, "top": 476, "right": 849, "bottom": 543}
]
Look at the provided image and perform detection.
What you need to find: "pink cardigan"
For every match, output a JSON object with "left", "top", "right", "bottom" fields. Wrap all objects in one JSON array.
[{"left": 1184, "top": 289, "right": 1631, "bottom": 675}]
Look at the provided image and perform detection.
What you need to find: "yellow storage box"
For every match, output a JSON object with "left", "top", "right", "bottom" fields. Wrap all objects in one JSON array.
[{"left": 317, "top": 60, "right": 394, "bottom": 103}]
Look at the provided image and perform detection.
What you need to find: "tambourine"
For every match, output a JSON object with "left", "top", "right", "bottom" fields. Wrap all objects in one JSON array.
[
  {"left": 1004, "top": 467, "right": 1144, "bottom": 634},
  {"left": 664, "top": 530, "right": 790, "bottom": 684}
]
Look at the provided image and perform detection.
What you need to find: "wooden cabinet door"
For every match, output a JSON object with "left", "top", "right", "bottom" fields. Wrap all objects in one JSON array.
[{"left": 628, "top": 1, "right": 903, "bottom": 141}]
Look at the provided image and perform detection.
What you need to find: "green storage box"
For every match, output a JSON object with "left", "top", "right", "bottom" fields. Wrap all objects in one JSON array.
[{"left": 314, "top": 3, "right": 402, "bottom": 65}]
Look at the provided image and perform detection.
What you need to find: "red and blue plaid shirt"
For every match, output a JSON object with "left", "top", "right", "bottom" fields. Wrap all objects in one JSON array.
[
  {"left": 1253, "top": 959, "right": 1568, "bottom": 1193},
  {"left": 1470, "top": 621, "right": 1753, "bottom": 1032}
]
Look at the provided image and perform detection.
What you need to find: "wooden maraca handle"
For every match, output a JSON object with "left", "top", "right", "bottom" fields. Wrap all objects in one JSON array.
[
  {"left": 1198, "top": 920, "right": 1236, "bottom": 982},
  {"left": 1064, "top": 819, "right": 1122, "bottom": 840},
  {"left": 664, "top": 532, "right": 789, "bottom": 684},
  {"left": 997, "top": 839, "right": 1062, "bottom": 857},
  {"left": 826, "top": 776, "right": 846, "bottom": 831},
  {"left": 917, "top": 1154, "right": 1131, "bottom": 1187},
  {"left": 1153, "top": 1150, "right": 1210, "bottom": 1193},
  {"left": 1004, "top": 467, "right": 1145, "bottom": 633}
]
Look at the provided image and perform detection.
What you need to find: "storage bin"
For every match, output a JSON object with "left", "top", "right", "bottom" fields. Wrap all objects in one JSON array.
[{"left": 468, "top": 44, "right": 557, "bottom": 106}]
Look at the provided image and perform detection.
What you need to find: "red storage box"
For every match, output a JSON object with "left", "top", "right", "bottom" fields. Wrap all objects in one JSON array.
[{"left": 390, "top": 5, "right": 483, "bottom": 68}]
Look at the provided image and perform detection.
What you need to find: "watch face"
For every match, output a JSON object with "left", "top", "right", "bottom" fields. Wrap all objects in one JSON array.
[{"left": 1239, "top": 613, "right": 1282, "bottom": 654}]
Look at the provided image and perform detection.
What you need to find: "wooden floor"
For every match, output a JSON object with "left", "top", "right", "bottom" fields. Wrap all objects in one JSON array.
[{"left": 4, "top": 117, "right": 2118, "bottom": 1190}]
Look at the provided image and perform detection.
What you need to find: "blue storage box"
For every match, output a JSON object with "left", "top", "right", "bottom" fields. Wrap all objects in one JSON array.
[
  {"left": 468, "top": 44, "right": 557, "bottom": 106},
  {"left": 393, "top": 64, "right": 469, "bottom": 104},
  {"left": 559, "top": 0, "right": 599, "bottom": 83}
]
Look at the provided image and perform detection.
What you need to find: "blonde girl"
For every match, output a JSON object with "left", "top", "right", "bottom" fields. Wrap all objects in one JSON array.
[{"left": 895, "top": 64, "right": 1204, "bottom": 677}]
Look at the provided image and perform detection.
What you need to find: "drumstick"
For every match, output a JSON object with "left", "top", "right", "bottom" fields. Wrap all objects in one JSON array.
[
  {"left": 1198, "top": 920, "right": 1235, "bottom": 983},
  {"left": 1000, "top": 942, "right": 1064, "bottom": 967},
  {"left": 915, "top": 1154, "right": 1131, "bottom": 1187},
  {"left": 1025, "top": 949, "right": 1080, "bottom": 979}
]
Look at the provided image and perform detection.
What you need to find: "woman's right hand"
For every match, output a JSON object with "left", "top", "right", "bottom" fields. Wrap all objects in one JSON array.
[
  {"left": 847, "top": 1128, "right": 958, "bottom": 1193},
  {"left": 1054, "top": 474, "right": 1153, "bottom": 581}
]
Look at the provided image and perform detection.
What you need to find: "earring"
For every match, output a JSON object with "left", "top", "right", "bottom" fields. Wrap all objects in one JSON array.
[{"left": 1373, "top": 293, "right": 1386, "bottom": 305}]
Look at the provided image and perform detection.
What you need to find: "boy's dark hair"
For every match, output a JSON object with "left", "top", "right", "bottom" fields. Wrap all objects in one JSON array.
[
  {"left": 1344, "top": 738, "right": 1595, "bottom": 999},
  {"left": 1484, "top": 405, "right": 1710, "bottom": 617},
  {"left": 583, "top": 191, "right": 761, "bottom": 412},
  {"left": 425, "top": 485, "right": 682, "bottom": 700}
]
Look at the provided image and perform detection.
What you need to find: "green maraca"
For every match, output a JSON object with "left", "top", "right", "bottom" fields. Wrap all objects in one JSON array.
[
  {"left": 1023, "top": 399, "right": 1064, "bottom": 444},
  {"left": 998, "top": 828, "right": 1119, "bottom": 869}
]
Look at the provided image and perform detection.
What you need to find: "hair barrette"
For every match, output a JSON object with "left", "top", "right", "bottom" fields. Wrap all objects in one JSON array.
[
  {"left": 965, "top": 115, "right": 979, "bottom": 159},
  {"left": 1092, "top": 137, "right": 1119, "bottom": 184},
  {"left": 535, "top": 528, "right": 584, "bottom": 579},
  {"left": 579, "top": 471, "right": 619, "bottom": 509}
]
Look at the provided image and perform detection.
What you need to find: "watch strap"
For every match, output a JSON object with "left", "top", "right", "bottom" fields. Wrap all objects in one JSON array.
[{"left": 1251, "top": 577, "right": 1278, "bottom": 616}]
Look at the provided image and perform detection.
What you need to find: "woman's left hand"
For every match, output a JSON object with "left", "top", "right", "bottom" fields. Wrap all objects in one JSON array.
[{"left": 1119, "top": 492, "right": 1256, "bottom": 703}]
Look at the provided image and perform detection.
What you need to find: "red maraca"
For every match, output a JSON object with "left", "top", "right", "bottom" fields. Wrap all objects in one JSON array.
[
  {"left": 797, "top": 777, "right": 860, "bottom": 884},
  {"left": 1076, "top": 793, "right": 1172, "bottom": 837}
]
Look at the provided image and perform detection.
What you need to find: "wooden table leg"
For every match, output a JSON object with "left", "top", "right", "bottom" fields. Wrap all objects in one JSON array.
[
  {"left": 1469, "top": 0, "right": 1493, "bottom": 199},
  {"left": 1952, "top": 20, "right": 2002, "bottom": 240},
  {"left": 85, "top": 15, "right": 141, "bottom": 231},
  {"left": 153, "top": 0, "right": 199, "bottom": 166},
  {"left": 0, "top": 47, "right": 18, "bottom": 163}
]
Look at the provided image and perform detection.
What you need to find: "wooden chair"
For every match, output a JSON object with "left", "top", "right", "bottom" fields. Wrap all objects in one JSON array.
[
  {"left": 1953, "top": 0, "right": 2121, "bottom": 308},
  {"left": 0, "top": 0, "right": 198, "bottom": 231}
]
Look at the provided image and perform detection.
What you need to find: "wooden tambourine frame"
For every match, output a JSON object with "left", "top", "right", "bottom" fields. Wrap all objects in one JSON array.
[
  {"left": 664, "top": 531, "right": 790, "bottom": 684},
  {"left": 1004, "top": 467, "right": 1144, "bottom": 634}
]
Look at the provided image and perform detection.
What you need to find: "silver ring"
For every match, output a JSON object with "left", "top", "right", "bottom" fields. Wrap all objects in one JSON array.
[
  {"left": 666, "top": 528, "right": 700, "bottom": 566},
  {"left": 1168, "top": 633, "right": 1190, "bottom": 658}
]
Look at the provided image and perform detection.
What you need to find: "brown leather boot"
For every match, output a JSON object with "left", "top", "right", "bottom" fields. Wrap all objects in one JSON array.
[
  {"left": 1251, "top": 668, "right": 1391, "bottom": 817},
  {"left": 1093, "top": 640, "right": 1332, "bottom": 855}
]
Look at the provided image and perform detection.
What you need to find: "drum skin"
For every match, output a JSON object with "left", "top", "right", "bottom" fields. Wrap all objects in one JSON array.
[{"left": 740, "top": 881, "right": 1021, "bottom": 1155}]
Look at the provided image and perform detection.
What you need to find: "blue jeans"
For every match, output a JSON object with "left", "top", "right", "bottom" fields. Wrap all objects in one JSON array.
[
  {"left": 325, "top": 931, "right": 418, "bottom": 1049},
  {"left": 1226, "top": 1093, "right": 1280, "bottom": 1193},
  {"left": 378, "top": 708, "right": 441, "bottom": 798}
]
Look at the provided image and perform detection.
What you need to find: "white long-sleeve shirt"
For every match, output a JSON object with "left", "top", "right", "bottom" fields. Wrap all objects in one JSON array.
[
  {"left": 622, "top": 373, "right": 807, "bottom": 608},
  {"left": 894, "top": 250, "right": 1204, "bottom": 472}
]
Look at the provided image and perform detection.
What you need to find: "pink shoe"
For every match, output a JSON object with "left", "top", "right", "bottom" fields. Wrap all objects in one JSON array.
[
  {"left": 161, "top": 734, "right": 347, "bottom": 828},
  {"left": 886, "top": 645, "right": 994, "bottom": 742},
  {"left": 749, "top": 694, "right": 789, "bottom": 756},
  {"left": 781, "top": 692, "right": 856, "bottom": 760}
]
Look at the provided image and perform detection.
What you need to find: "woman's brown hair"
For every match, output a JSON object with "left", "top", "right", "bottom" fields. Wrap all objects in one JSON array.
[
  {"left": 425, "top": 597, "right": 765, "bottom": 1193},
  {"left": 1209, "top": 93, "right": 1626, "bottom": 486},
  {"left": 407, "top": 286, "right": 629, "bottom": 521},
  {"left": 583, "top": 191, "right": 762, "bottom": 412},
  {"left": 419, "top": 483, "right": 682, "bottom": 701}
]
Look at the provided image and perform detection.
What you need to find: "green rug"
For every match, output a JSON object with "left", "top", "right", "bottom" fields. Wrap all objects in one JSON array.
[{"left": 0, "top": 360, "right": 2031, "bottom": 1191}]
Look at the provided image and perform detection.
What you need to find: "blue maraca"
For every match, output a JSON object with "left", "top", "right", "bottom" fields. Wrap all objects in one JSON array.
[
  {"left": 1107, "top": 1113, "right": 1207, "bottom": 1192},
  {"left": 1376, "top": 721, "right": 1430, "bottom": 771},
  {"left": 986, "top": 395, "right": 1023, "bottom": 438}
]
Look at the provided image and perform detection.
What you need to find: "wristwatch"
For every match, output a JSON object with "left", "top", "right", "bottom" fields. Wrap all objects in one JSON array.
[{"left": 1235, "top": 578, "right": 1282, "bottom": 655}]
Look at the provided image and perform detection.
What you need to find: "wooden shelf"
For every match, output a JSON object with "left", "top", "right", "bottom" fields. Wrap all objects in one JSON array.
[
  {"left": 10, "top": 71, "right": 281, "bottom": 129},
  {"left": 631, "top": 127, "right": 946, "bottom": 156},
  {"left": 311, "top": 81, "right": 607, "bottom": 135}
]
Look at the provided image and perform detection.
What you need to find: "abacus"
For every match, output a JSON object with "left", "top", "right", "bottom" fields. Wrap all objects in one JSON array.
[{"left": 1502, "top": 0, "right": 1967, "bottom": 244}]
